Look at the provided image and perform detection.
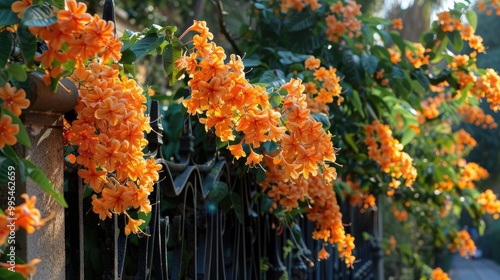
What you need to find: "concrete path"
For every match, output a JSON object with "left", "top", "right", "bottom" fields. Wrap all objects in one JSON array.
[{"left": 449, "top": 254, "right": 500, "bottom": 279}]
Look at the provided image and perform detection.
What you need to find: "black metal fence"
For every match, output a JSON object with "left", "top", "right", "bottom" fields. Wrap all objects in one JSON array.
[{"left": 64, "top": 100, "right": 381, "bottom": 280}]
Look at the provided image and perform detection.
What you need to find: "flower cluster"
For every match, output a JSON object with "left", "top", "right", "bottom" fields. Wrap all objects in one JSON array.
[
  {"left": 447, "top": 229, "right": 476, "bottom": 258},
  {"left": 385, "top": 235, "right": 397, "bottom": 255},
  {"left": 20, "top": 0, "right": 161, "bottom": 234},
  {"left": 279, "top": 0, "right": 322, "bottom": 13},
  {"left": 477, "top": 0, "right": 500, "bottom": 16},
  {"left": 477, "top": 189, "right": 500, "bottom": 219},
  {"left": 457, "top": 105, "right": 497, "bottom": 129},
  {"left": 325, "top": 1, "right": 362, "bottom": 42},
  {"left": 178, "top": 22, "right": 338, "bottom": 182},
  {"left": 0, "top": 83, "right": 30, "bottom": 148},
  {"left": 472, "top": 68, "right": 500, "bottom": 112},
  {"left": 343, "top": 178, "right": 376, "bottom": 212},
  {"left": 177, "top": 21, "right": 346, "bottom": 262},
  {"left": 177, "top": 21, "right": 285, "bottom": 167},
  {"left": 405, "top": 43, "right": 430, "bottom": 69},
  {"left": 260, "top": 159, "right": 355, "bottom": 267},
  {"left": 68, "top": 61, "right": 160, "bottom": 234},
  {"left": 430, "top": 267, "right": 450, "bottom": 280},
  {"left": 436, "top": 11, "right": 484, "bottom": 56},
  {"left": 0, "top": 194, "right": 49, "bottom": 278},
  {"left": 417, "top": 93, "right": 448, "bottom": 123},
  {"left": 15, "top": 0, "right": 122, "bottom": 84},
  {"left": 303, "top": 55, "right": 343, "bottom": 111},
  {"left": 365, "top": 121, "right": 417, "bottom": 188},
  {"left": 392, "top": 207, "right": 408, "bottom": 222},
  {"left": 277, "top": 0, "right": 363, "bottom": 43}
]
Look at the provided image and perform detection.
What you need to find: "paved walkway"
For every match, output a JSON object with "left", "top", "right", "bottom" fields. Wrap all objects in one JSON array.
[{"left": 449, "top": 254, "right": 500, "bottom": 279}]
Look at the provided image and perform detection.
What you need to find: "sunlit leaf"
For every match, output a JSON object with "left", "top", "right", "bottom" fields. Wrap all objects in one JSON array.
[
  {"left": 0, "top": 31, "right": 12, "bottom": 68},
  {"left": 22, "top": 158, "right": 68, "bottom": 207},
  {"left": 22, "top": 4, "right": 57, "bottom": 27},
  {"left": 0, "top": 0, "right": 19, "bottom": 26},
  {"left": 16, "top": 24, "right": 37, "bottom": 66}
]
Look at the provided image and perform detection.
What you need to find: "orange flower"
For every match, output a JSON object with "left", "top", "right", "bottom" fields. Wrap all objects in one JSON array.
[
  {"left": 0, "top": 258, "right": 41, "bottom": 279},
  {"left": 101, "top": 184, "right": 129, "bottom": 213},
  {"left": 57, "top": 0, "right": 92, "bottom": 33},
  {"left": 91, "top": 195, "right": 112, "bottom": 220},
  {"left": 78, "top": 162, "right": 107, "bottom": 192},
  {"left": 84, "top": 15, "right": 115, "bottom": 46},
  {"left": 461, "top": 25, "right": 474, "bottom": 41},
  {"left": 94, "top": 139, "right": 127, "bottom": 172},
  {"left": 124, "top": 214, "right": 145, "bottom": 235},
  {"left": 318, "top": 246, "right": 330, "bottom": 260},
  {"left": 228, "top": 140, "right": 247, "bottom": 159},
  {"left": 431, "top": 267, "right": 450, "bottom": 280},
  {"left": 100, "top": 37, "right": 123, "bottom": 63},
  {"left": 305, "top": 56, "right": 321, "bottom": 70},
  {"left": 389, "top": 235, "right": 396, "bottom": 250},
  {"left": 11, "top": 0, "right": 32, "bottom": 18},
  {"left": 0, "top": 83, "right": 30, "bottom": 116},
  {"left": 246, "top": 148, "right": 263, "bottom": 167},
  {"left": 392, "top": 18, "right": 403, "bottom": 30},
  {"left": 5, "top": 194, "right": 46, "bottom": 234},
  {"left": 388, "top": 48, "right": 401, "bottom": 64},
  {"left": 0, "top": 114, "right": 19, "bottom": 148},
  {"left": 94, "top": 96, "right": 126, "bottom": 126}
]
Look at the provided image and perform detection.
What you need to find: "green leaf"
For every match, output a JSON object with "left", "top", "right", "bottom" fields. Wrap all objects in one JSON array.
[
  {"left": 342, "top": 50, "right": 362, "bottom": 85},
  {"left": 0, "top": 69, "right": 9, "bottom": 86},
  {"left": 47, "top": 0, "right": 65, "bottom": 9},
  {"left": 119, "top": 33, "right": 164, "bottom": 64},
  {"left": 400, "top": 128, "right": 416, "bottom": 146},
  {"left": 390, "top": 31, "right": 406, "bottom": 54},
  {"left": 0, "top": 156, "right": 16, "bottom": 184},
  {"left": 0, "top": 0, "right": 19, "bottom": 26},
  {"left": 230, "top": 193, "right": 244, "bottom": 224},
  {"left": 160, "top": 25, "right": 177, "bottom": 36},
  {"left": 1, "top": 145, "right": 18, "bottom": 161},
  {"left": 137, "top": 210, "right": 152, "bottom": 230},
  {"left": 262, "top": 140, "right": 279, "bottom": 153},
  {"left": 22, "top": 158, "right": 68, "bottom": 207},
  {"left": 466, "top": 10, "right": 478, "bottom": 30},
  {"left": 6, "top": 63, "right": 27, "bottom": 81},
  {"left": 311, "top": 113, "right": 331, "bottom": 130},
  {"left": 362, "top": 232, "right": 371, "bottom": 241},
  {"left": 21, "top": 4, "right": 57, "bottom": 27},
  {"left": 348, "top": 89, "right": 365, "bottom": 118},
  {"left": 2, "top": 109, "right": 30, "bottom": 147},
  {"left": 0, "top": 31, "right": 12, "bottom": 68},
  {"left": 0, "top": 268, "right": 26, "bottom": 280},
  {"left": 343, "top": 133, "right": 359, "bottom": 153},
  {"left": 361, "top": 53, "right": 378, "bottom": 76},
  {"left": 17, "top": 157, "right": 26, "bottom": 183},
  {"left": 260, "top": 194, "right": 273, "bottom": 213},
  {"left": 412, "top": 68, "right": 430, "bottom": 91},
  {"left": 207, "top": 181, "right": 229, "bottom": 203},
  {"left": 259, "top": 70, "right": 286, "bottom": 88},
  {"left": 162, "top": 39, "right": 183, "bottom": 86},
  {"left": 16, "top": 24, "right": 37, "bottom": 66},
  {"left": 288, "top": 14, "right": 317, "bottom": 32},
  {"left": 371, "top": 46, "right": 392, "bottom": 61},
  {"left": 478, "top": 219, "right": 485, "bottom": 236},
  {"left": 447, "top": 30, "right": 463, "bottom": 52}
]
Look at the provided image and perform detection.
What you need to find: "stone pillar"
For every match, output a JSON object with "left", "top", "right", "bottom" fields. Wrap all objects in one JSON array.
[{"left": 15, "top": 73, "right": 78, "bottom": 279}]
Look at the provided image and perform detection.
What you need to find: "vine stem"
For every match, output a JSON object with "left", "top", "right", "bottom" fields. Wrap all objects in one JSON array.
[{"left": 212, "top": 0, "right": 243, "bottom": 57}]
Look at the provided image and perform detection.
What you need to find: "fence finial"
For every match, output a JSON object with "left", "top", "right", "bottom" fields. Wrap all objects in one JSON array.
[{"left": 102, "top": 0, "right": 117, "bottom": 35}]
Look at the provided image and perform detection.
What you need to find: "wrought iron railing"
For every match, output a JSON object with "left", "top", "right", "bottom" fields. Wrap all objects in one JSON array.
[{"left": 65, "top": 100, "right": 381, "bottom": 280}]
